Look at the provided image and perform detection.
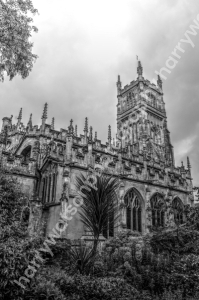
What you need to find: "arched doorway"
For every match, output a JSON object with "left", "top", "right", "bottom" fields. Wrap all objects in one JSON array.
[
  {"left": 150, "top": 193, "right": 166, "bottom": 227},
  {"left": 172, "top": 197, "right": 184, "bottom": 225},
  {"left": 124, "top": 188, "right": 143, "bottom": 233}
]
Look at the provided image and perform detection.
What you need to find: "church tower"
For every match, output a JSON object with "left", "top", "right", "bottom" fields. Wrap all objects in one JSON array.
[{"left": 116, "top": 60, "right": 174, "bottom": 167}]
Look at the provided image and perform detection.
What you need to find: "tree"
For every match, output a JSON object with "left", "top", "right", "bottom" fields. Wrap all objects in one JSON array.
[
  {"left": 0, "top": 0, "right": 38, "bottom": 82},
  {"left": 75, "top": 172, "right": 120, "bottom": 254}
]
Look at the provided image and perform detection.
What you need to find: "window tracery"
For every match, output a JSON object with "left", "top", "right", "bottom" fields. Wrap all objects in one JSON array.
[
  {"left": 150, "top": 193, "right": 165, "bottom": 227},
  {"left": 124, "top": 189, "right": 142, "bottom": 232},
  {"left": 172, "top": 197, "right": 184, "bottom": 225}
]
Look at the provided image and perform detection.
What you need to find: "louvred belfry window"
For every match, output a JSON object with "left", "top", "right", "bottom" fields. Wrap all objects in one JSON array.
[
  {"left": 172, "top": 197, "right": 184, "bottom": 225},
  {"left": 150, "top": 193, "right": 165, "bottom": 227},
  {"left": 124, "top": 189, "right": 142, "bottom": 232}
]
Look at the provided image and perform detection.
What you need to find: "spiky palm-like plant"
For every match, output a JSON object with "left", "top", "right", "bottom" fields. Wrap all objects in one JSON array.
[
  {"left": 75, "top": 172, "right": 120, "bottom": 253},
  {"left": 69, "top": 244, "right": 96, "bottom": 275}
]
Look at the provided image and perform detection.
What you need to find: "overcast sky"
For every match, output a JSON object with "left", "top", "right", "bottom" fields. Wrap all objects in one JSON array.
[{"left": 1, "top": 0, "right": 199, "bottom": 185}]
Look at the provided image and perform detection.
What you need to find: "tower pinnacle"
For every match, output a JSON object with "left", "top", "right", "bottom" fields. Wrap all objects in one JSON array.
[
  {"left": 187, "top": 156, "right": 191, "bottom": 175},
  {"left": 116, "top": 75, "right": 122, "bottom": 95},
  {"left": 137, "top": 60, "right": 143, "bottom": 77},
  {"left": 157, "top": 75, "right": 163, "bottom": 89}
]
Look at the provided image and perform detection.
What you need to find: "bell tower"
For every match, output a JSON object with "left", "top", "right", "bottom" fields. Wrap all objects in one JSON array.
[{"left": 116, "top": 60, "right": 174, "bottom": 166}]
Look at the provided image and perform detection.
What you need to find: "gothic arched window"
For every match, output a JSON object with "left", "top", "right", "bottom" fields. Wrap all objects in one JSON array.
[
  {"left": 21, "top": 145, "right": 31, "bottom": 162},
  {"left": 42, "top": 178, "right": 46, "bottom": 203},
  {"left": 124, "top": 189, "right": 142, "bottom": 232},
  {"left": 52, "top": 173, "right": 57, "bottom": 202},
  {"left": 44, "top": 177, "right": 48, "bottom": 203},
  {"left": 150, "top": 193, "right": 165, "bottom": 227},
  {"left": 172, "top": 197, "right": 184, "bottom": 225},
  {"left": 48, "top": 175, "right": 52, "bottom": 202},
  {"left": 102, "top": 209, "right": 114, "bottom": 239},
  {"left": 102, "top": 194, "right": 115, "bottom": 239}
]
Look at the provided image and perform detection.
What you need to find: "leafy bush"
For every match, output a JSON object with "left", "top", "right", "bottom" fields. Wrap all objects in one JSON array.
[
  {"left": 149, "top": 227, "right": 199, "bottom": 256},
  {"left": 0, "top": 171, "right": 43, "bottom": 300},
  {"left": 68, "top": 244, "right": 96, "bottom": 275},
  {"left": 33, "top": 266, "right": 140, "bottom": 300}
]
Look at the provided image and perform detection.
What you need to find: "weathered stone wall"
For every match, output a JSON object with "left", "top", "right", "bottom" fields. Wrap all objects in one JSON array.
[{"left": 12, "top": 174, "right": 36, "bottom": 197}]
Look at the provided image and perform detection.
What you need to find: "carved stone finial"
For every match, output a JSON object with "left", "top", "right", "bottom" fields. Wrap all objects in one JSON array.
[
  {"left": 68, "top": 119, "right": 74, "bottom": 135},
  {"left": 17, "top": 108, "right": 22, "bottom": 127},
  {"left": 75, "top": 125, "right": 77, "bottom": 136},
  {"left": 42, "top": 103, "right": 48, "bottom": 120},
  {"left": 41, "top": 103, "right": 48, "bottom": 131},
  {"left": 84, "top": 117, "right": 88, "bottom": 134},
  {"left": 27, "top": 113, "right": 33, "bottom": 130},
  {"left": 18, "top": 108, "right": 22, "bottom": 121},
  {"left": 108, "top": 125, "right": 111, "bottom": 144},
  {"left": 51, "top": 117, "right": 55, "bottom": 130},
  {"left": 95, "top": 131, "right": 97, "bottom": 141},
  {"left": 88, "top": 126, "right": 93, "bottom": 142}
]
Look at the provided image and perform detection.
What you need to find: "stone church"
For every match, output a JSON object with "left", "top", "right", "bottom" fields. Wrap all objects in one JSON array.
[{"left": 0, "top": 61, "right": 194, "bottom": 239}]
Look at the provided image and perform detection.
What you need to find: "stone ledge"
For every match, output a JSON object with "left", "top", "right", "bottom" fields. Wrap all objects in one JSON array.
[{"left": 43, "top": 201, "right": 61, "bottom": 210}]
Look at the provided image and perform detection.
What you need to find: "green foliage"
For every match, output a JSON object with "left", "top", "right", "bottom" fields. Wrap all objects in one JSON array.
[
  {"left": 45, "top": 239, "right": 71, "bottom": 268},
  {"left": 166, "top": 253, "right": 199, "bottom": 298},
  {"left": 1, "top": 168, "right": 199, "bottom": 299},
  {"left": 0, "top": 0, "right": 38, "bottom": 81},
  {"left": 0, "top": 169, "right": 28, "bottom": 238},
  {"left": 184, "top": 204, "right": 199, "bottom": 230},
  {"left": 99, "top": 229, "right": 199, "bottom": 298},
  {"left": 68, "top": 244, "right": 96, "bottom": 275},
  {"left": 0, "top": 170, "right": 43, "bottom": 299},
  {"left": 75, "top": 172, "right": 120, "bottom": 250},
  {"left": 29, "top": 266, "right": 141, "bottom": 300},
  {"left": 150, "top": 226, "right": 199, "bottom": 255}
]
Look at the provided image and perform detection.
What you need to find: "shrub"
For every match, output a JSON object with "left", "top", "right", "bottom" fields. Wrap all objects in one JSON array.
[{"left": 0, "top": 171, "right": 44, "bottom": 299}]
